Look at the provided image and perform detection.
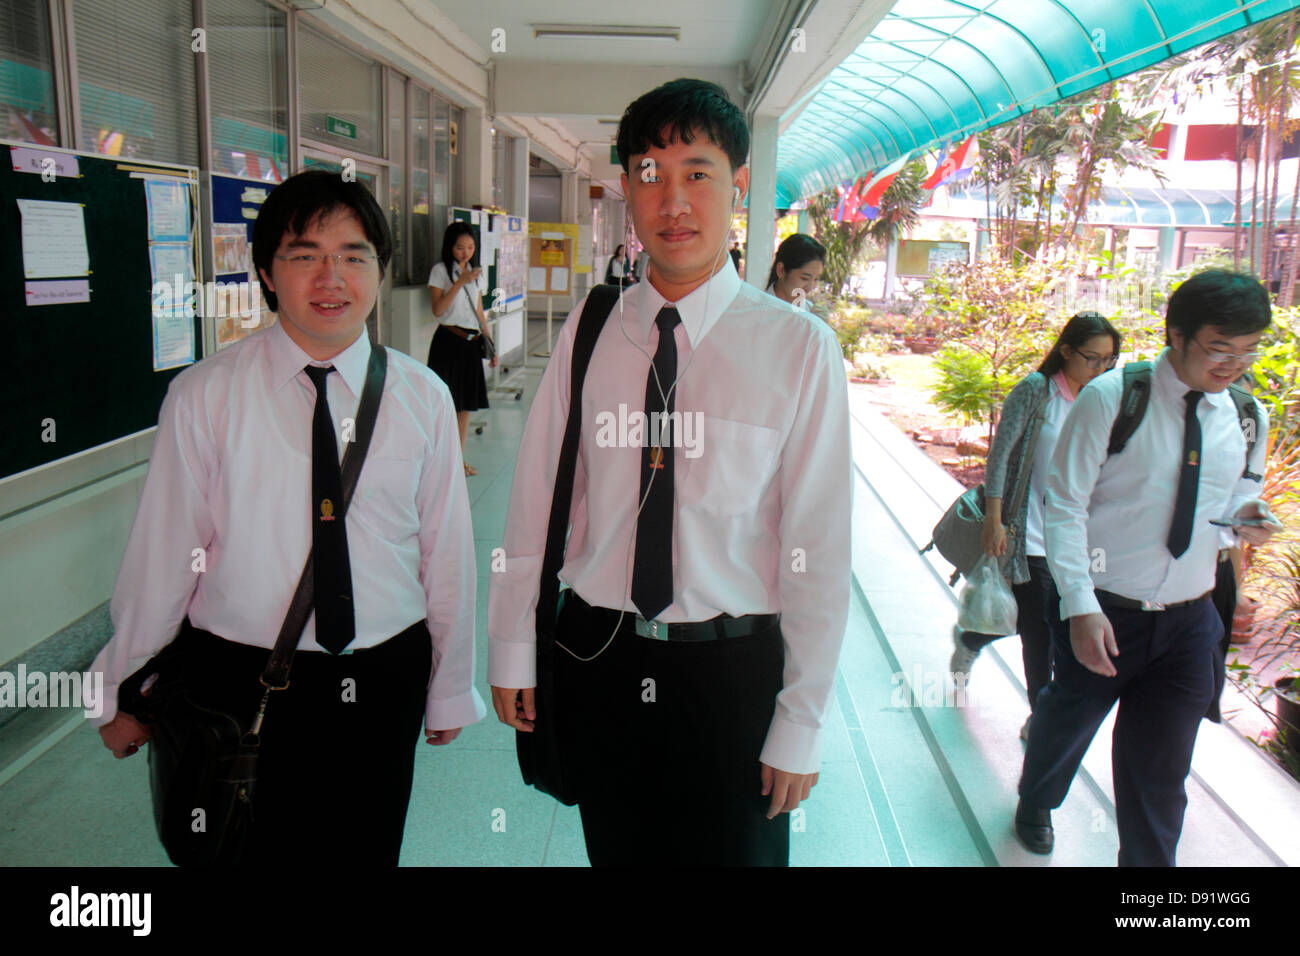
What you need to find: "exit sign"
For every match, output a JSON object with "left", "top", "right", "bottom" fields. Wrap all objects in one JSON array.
[{"left": 327, "top": 115, "right": 357, "bottom": 139}]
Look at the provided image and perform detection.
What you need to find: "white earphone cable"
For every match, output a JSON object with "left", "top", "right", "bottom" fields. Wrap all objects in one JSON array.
[{"left": 556, "top": 184, "right": 740, "bottom": 661}]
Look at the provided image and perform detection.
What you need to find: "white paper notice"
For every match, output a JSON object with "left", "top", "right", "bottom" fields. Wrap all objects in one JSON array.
[
  {"left": 146, "top": 178, "right": 190, "bottom": 242},
  {"left": 577, "top": 224, "right": 593, "bottom": 270},
  {"left": 149, "top": 243, "right": 196, "bottom": 370},
  {"left": 25, "top": 279, "right": 91, "bottom": 306},
  {"left": 528, "top": 266, "right": 549, "bottom": 293},
  {"left": 17, "top": 198, "right": 90, "bottom": 278},
  {"left": 550, "top": 267, "right": 569, "bottom": 291},
  {"left": 10, "top": 146, "right": 79, "bottom": 178}
]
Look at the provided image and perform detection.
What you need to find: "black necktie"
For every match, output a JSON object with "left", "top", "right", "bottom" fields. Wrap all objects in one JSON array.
[
  {"left": 631, "top": 307, "right": 681, "bottom": 621},
  {"left": 305, "top": 365, "right": 355, "bottom": 653},
  {"left": 1167, "top": 390, "right": 1203, "bottom": 559}
]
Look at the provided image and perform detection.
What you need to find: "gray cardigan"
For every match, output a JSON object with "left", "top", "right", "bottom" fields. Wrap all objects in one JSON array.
[{"left": 984, "top": 371, "right": 1051, "bottom": 585}]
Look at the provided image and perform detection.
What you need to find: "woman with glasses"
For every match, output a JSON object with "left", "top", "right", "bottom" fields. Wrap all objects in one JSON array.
[
  {"left": 428, "top": 220, "right": 497, "bottom": 476},
  {"left": 951, "top": 311, "right": 1123, "bottom": 741},
  {"left": 765, "top": 233, "right": 826, "bottom": 310}
]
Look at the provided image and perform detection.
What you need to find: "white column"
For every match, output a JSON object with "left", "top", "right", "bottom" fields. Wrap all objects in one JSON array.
[
  {"left": 509, "top": 135, "right": 529, "bottom": 216},
  {"left": 745, "top": 114, "right": 779, "bottom": 288},
  {"left": 463, "top": 106, "right": 494, "bottom": 207}
]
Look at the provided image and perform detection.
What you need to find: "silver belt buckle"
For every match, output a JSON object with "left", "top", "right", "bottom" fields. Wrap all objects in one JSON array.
[
  {"left": 635, "top": 615, "right": 667, "bottom": 640},
  {"left": 1140, "top": 599, "right": 1166, "bottom": 612}
]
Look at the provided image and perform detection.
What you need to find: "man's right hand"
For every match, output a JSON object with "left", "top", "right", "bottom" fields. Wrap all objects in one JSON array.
[
  {"left": 491, "top": 686, "right": 536, "bottom": 732},
  {"left": 1069, "top": 612, "right": 1119, "bottom": 677},
  {"left": 99, "top": 712, "right": 152, "bottom": 759}
]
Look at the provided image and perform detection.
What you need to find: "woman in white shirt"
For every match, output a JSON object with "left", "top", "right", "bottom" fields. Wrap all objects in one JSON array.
[
  {"left": 427, "top": 221, "right": 497, "bottom": 476},
  {"left": 765, "top": 233, "right": 826, "bottom": 311},
  {"left": 604, "top": 243, "right": 634, "bottom": 287},
  {"left": 950, "top": 311, "right": 1122, "bottom": 739}
]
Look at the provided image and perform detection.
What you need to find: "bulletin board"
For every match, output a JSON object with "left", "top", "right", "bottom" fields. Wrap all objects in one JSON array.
[
  {"left": 527, "top": 221, "right": 577, "bottom": 295},
  {"left": 0, "top": 142, "right": 201, "bottom": 479},
  {"left": 210, "top": 173, "right": 271, "bottom": 349},
  {"left": 897, "top": 239, "right": 970, "bottom": 277}
]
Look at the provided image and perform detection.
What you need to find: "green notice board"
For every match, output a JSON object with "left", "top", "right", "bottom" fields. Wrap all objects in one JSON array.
[{"left": 1, "top": 143, "right": 200, "bottom": 480}]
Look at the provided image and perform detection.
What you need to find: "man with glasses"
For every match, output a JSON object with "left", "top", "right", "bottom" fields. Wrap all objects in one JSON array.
[
  {"left": 92, "top": 169, "right": 484, "bottom": 865},
  {"left": 1014, "top": 269, "right": 1280, "bottom": 866}
]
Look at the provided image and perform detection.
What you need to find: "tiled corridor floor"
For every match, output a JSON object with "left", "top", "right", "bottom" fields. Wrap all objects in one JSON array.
[{"left": 2, "top": 318, "right": 1296, "bottom": 867}]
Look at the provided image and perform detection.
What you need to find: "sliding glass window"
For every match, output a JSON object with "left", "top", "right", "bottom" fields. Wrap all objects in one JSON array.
[
  {"left": 207, "top": 0, "right": 288, "bottom": 182},
  {"left": 0, "top": 0, "right": 59, "bottom": 146}
]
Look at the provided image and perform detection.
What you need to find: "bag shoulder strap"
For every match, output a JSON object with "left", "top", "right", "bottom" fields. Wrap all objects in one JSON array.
[
  {"left": 1108, "top": 360, "right": 1259, "bottom": 479},
  {"left": 1227, "top": 382, "right": 1263, "bottom": 481},
  {"left": 1107, "top": 360, "right": 1153, "bottom": 456},
  {"left": 263, "top": 344, "right": 388, "bottom": 686},
  {"left": 534, "top": 284, "right": 624, "bottom": 641}
]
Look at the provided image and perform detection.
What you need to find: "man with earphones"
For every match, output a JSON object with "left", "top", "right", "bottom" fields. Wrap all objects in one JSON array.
[{"left": 487, "top": 78, "right": 851, "bottom": 865}]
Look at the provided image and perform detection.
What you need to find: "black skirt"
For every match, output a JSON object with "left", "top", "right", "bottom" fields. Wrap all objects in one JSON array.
[{"left": 426, "top": 324, "right": 489, "bottom": 412}]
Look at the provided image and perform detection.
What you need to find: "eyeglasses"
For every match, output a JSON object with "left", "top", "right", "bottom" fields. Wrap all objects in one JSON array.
[
  {"left": 275, "top": 253, "right": 377, "bottom": 273},
  {"left": 1189, "top": 336, "right": 1262, "bottom": 367},
  {"left": 1076, "top": 350, "right": 1118, "bottom": 370}
]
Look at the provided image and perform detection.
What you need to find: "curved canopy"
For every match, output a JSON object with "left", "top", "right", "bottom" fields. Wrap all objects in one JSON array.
[
  {"left": 941, "top": 183, "right": 1243, "bottom": 226},
  {"left": 775, "top": 0, "right": 1300, "bottom": 206}
]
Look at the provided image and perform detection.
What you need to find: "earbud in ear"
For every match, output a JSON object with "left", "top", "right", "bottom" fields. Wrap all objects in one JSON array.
[{"left": 733, "top": 186, "right": 741, "bottom": 205}]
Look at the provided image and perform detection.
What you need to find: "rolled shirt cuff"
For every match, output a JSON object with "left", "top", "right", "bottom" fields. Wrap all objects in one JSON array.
[
  {"left": 1060, "top": 586, "right": 1102, "bottom": 620},
  {"left": 487, "top": 638, "right": 537, "bottom": 689},
  {"left": 424, "top": 687, "right": 488, "bottom": 732},
  {"left": 759, "top": 712, "right": 824, "bottom": 776}
]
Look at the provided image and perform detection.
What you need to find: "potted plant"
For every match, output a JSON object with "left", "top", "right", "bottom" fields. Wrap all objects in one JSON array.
[{"left": 1229, "top": 544, "right": 1300, "bottom": 779}]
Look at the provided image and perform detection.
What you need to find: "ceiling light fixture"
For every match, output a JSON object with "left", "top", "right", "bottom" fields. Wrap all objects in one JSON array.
[{"left": 532, "top": 23, "right": 681, "bottom": 41}]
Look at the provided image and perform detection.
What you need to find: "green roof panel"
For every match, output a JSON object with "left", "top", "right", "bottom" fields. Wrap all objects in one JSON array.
[{"left": 775, "top": 0, "right": 1300, "bottom": 205}]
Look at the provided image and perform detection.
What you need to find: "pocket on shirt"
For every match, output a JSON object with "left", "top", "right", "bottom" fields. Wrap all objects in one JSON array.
[
  {"left": 681, "top": 416, "right": 781, "bottom": 517},
  {"left": 350, "top": 456, "right": 421, "bottom": 541}
]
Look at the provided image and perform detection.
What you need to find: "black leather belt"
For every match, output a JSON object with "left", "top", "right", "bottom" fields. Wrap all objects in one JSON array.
[
  {"left": 441, "top": 324, "right": 480, "bottom": 340},
  {"left": 562, "top": 590, "right": 778, "bottom": 642},
  {"left": 1095, "top": 589, "right": 1213, "bottom": 612}
]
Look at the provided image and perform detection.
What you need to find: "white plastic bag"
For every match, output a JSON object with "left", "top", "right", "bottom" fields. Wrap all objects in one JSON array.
[{"left": 956, "top": 554, "right": 1018, "bottom": 635}]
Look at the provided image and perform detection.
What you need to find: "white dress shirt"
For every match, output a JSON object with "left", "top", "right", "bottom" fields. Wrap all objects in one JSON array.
[
  {"left": 428, "top": 261, "right": 482, "bottom": 330},
  {"left": 1023, "top": 371, "right": 1075, "bottom": 558},
  {"left": 487, "top": 259, "right": 852, "bottom": 775},
  {"left": 764, "top": 282, "right": 811, "bottom": 312},
  {"left": 1045, "top": 349, "right": 1268, "bottom": 620},
  {"left": 91, "top": 321, "right": 487, "bottom": 731}
]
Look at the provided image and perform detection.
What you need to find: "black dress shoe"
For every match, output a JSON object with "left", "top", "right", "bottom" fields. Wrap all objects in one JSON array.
[{"left": 1014, "top": 799, "right": 1054, "bottom": 854}]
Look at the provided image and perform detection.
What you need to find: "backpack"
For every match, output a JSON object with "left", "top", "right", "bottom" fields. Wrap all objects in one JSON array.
[
  {"left": 923, "top": 362, "right": 1263, "bottom": 585},
  {"left": 1107, "top": 361, "right": 1262, "bottom": 480}
]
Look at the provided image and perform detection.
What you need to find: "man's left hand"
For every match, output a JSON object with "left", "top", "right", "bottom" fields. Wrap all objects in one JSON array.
[
  {"left": 760, "top": 763, "right": 818, "bottom": 819},
  {"left": 424, "top": 727, "right": 462, "bottom": 746},
  {"left": 1233, "top": 498, "right": 1283, "bottom": 547}
]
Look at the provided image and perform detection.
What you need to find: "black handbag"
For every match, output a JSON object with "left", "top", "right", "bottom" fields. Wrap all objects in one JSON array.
[
  {"left": 117, "top": 345, "right": 388, "bottom": 866},
  {"left": 515, "top": 283, "right": 622, "bottom": 805}
]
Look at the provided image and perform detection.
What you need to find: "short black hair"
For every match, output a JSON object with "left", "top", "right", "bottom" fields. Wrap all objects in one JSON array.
[
  {"left": 616, "top": 78, "right": 749, "bottom": 173},
  {"left": 1038, "top": 311, "right": 1122, "bottom": 378},
  {"left": 767, "top": 233, "right": 826, "bottom": 290},
  {"left": 1165, "top": 269, "right": 1271, "bottom": 346},
  {"left": 253, "top": 169, "right": 392, "bottom": 312}
]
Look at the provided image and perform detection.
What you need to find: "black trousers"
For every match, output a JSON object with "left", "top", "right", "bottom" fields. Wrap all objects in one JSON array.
[
  {"left": 170, "top": 619, "right": 431, "bottom": 866},
  {"left": 554, "top": 593, "right": 790, "bottom": 866},
  {"left": 961, "top": 555, "right": 1060, "bottom": 711},
  {"left": 1018, "top": 597, "right": 1221, "bottom": 866}
]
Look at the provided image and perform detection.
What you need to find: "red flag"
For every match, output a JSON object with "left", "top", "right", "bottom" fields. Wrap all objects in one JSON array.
[{"left": 922, "top": 135, "right": 978, "bottom": 190}]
